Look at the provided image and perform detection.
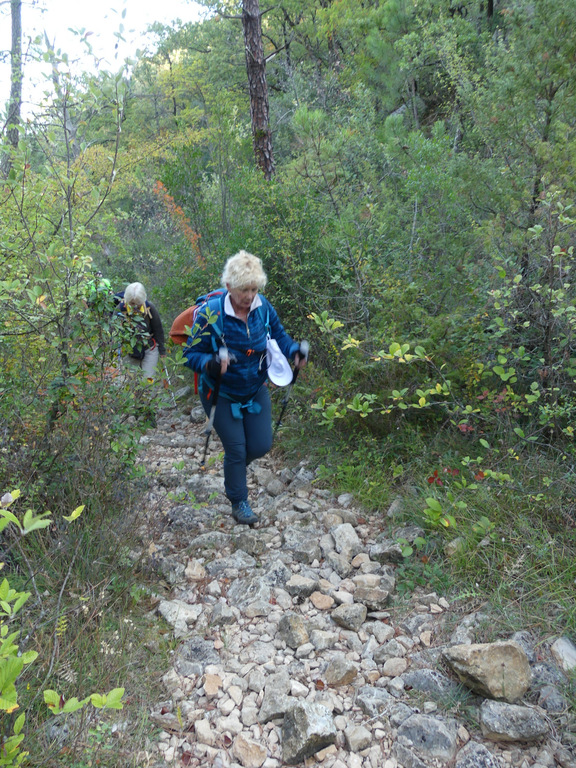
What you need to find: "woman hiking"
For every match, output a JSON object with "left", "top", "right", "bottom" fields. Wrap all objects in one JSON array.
[
  {"left": 183, "top": 251, "right": 307, "bottom": 526},
  {"left": 118, "top": 282, "right": 166, "bottom": 379}
]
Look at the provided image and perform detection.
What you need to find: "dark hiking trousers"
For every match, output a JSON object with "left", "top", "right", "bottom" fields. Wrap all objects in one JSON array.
[{"left": 200, "top": 384, "right": 272, "bottom": 504}]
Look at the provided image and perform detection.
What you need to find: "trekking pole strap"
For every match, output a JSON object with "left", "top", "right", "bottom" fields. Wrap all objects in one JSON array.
[{"left": 204, "top": 347, "right": 229, "bottom": 434}]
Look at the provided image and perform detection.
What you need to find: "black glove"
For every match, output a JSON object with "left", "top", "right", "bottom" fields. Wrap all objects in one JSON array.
[{"left": 206, "top": 355, "right": 222, "bottom": 378}]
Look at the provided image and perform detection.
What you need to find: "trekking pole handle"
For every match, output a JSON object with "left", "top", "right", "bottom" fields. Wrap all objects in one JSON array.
[
  {"left": 299, "top": 341, "right": 310, "bottom": 360},
  {"left": 218, "top": 346, "right": 229, "bottom": 366}
]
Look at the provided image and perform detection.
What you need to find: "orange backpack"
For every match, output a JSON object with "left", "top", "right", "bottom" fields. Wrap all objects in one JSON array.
[{"left": 169, "top": 290, "right": 227, "bottom": 393}]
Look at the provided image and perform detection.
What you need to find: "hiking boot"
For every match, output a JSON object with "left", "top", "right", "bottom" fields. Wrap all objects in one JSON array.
[{"left": 231, "top": 500, "right": 259, "bottom": 526}]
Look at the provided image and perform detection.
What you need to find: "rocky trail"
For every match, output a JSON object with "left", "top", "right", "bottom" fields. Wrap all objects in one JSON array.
[{"left": 133, "top": 403, "right": 576, "bottom": 768}]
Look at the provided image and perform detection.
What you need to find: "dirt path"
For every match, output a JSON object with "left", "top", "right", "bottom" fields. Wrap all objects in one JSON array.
[{"left": 132, "top": 406, "right": 575, "bottom": 768}]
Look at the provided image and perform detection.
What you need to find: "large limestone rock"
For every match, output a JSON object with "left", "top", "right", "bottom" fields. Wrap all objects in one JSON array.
[
  {"left": 330, "top": 523, "right": 363, "bottom": 561},
  {"left": 157, "top": 599, "right": 203, "bottom": 637},
  {"left": 443, "top": 641, "right": 531, "bottom": 702},
  {"left": 455, "top": 741, "right": 502, "bottom": 768},
  {"left": 394, "top": 713, "right": 458, "bottom": 765},
  {"left": 479, "top": 700, "right": 549, "bottom": 743},
  {"left": 278, "top": 613, "right": 309, "bottom": 649},
  {"left": 281, "top": 701, "right": 337, "bottom": 765}
]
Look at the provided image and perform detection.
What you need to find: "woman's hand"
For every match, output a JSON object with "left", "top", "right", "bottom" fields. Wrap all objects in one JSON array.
[
  {"left": 206, "top": 350, "right": 229, "bottom": 376},
  {"left": 294, "top": 341, "right": 309, "bottom": 370}
]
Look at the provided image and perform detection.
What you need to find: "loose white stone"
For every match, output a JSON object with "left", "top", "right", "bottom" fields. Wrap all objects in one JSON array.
[
  {"left": 267, "top": 729, "right": 279, "bottom": 745},
  {"left": 218, "top": 697, "right": 235, "bottom": 716},
  {"left": 333, "top": 590, "right": 354, "bottom": 605},
  {"left": 382, "top": 657, "right": 408, "bottom": 677},
  {"left": 204, "top": 673, "right": 223, "bottom": 697},
  {"left": 360, "top": 561, "right": 381, "bottom": 574},
  {"left": 551, "top": 637, "right": 576, "bottom": 671},
  {"left": 313, "top": 743, "right": 338, "bottom": 762},
  {"left": 241, "top": 705, "right": 259, "bottom": 727},
  {"left": 185, "top": 559, "right": 206, "bottom": 581},
  {"left": 273, "top": 589, "right": 293, "bottom": 609},
  {"left": 215, "top": 714, "right": 243, "bottom": 735},
  {"left": 352, "top": 573, "right": 380, "bottom": 589},
  {"left": 195, "top": 719, "right": 215, "bottom": 746},
  {"left": 296, "top": 642, "right": 315, "bottom": 658},
  {"left": 420, "top": 631, "right": 432, "bottom": 647},
  {"left": 388, "top": 677, "right": 405, "bottom": 696},
  {"left": 334, "top": 715, "right": 348, "bottom": 730},
  {"left": 228, "top": 685, "right": 244, "bottom": 705},
  {"left": 162, "top": 669, "right": 183, "bottom": 696},
  {"left": 291, "top": 680, "right": 309, "bottom": 697},
  {"left": 457, "top": 725, "right": 470, "bottom": 742}
]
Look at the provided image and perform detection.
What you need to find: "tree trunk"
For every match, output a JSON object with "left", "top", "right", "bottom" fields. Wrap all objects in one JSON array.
[
  {"left": 1, "top": 0, "right": 23, "bottom": 177},
  {"left": 242, "top": 0, "right": 275, "bottom": 180}
]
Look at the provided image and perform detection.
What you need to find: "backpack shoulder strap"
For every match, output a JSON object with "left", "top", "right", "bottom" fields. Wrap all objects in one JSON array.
[
  {"left": 197, "top": 293, "right": 226, "bottom": 352},
  {"left": 257, "top": 295, "right": 270, "bottom": 335}
]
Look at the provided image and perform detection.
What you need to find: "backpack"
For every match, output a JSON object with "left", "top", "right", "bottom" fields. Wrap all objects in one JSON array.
[{"left": 169, "top": 289, "right": 227, "bottom": 347}]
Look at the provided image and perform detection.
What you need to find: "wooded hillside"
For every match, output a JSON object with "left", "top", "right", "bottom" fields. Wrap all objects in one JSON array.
[{"left": 1, "top": 0, "right": 576, "bottom": 764}]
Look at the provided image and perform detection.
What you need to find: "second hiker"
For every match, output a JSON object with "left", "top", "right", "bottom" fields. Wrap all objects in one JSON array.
[
  {"left": 183, "top": 250, "right": 307, "bottom": 526},
  {"left": 118, "top": 282, "right": 166, "bottom": 379}
]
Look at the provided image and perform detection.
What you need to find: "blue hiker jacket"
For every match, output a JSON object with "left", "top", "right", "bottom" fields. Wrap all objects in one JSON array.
[{"left": 183, "top": 292, "right": 300, "bottom": 403}]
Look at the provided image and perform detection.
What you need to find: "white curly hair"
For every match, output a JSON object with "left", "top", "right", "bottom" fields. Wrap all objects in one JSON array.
[
  {"left": 221, "top": 251, "right": 267, "bottom": 290},
  {"left": 124, "top": 282, "right": 147, "bottom": 307}
]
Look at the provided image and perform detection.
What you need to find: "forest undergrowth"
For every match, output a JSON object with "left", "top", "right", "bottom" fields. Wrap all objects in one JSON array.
[
  {"left": 3, "top": 360, "right": 576, "bottom": 767},
  {"left": 3, "top": 0, "right": 576, "bottom": 762}
]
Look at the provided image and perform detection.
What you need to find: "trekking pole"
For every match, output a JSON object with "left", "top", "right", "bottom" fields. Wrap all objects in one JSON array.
[
  {"left": 201, "top": 347, "right": 229, "bottom": 468},
  {"left": 273, "top": 341, "right": 309, "bottom": 439},
  {"left": 162, "top": 361, "right": 177, "bottom": 408}
]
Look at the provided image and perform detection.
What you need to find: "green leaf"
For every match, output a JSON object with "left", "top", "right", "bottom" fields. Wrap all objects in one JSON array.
[
  {"left": 14, "top": 712, "right": 25, "bottom": 735},
  {"left": 62, "top": 696, "right": 90, "bottom": 713},
  {"left": 12, "top": 592, "right": 30, "bottom": 614},
  {"left": 0, "top": 508, "right": 21, "bottom": 529},
  {"left": 401, "top": 545, "right": 413, "bottom": 557},
  {"left": 19, "top": 650, "right": 38, "bottom": 665},
  {"left": 44, "top": 690, "right": 61, "bottom": 709},
  {"left": 90, "top": 693, "right": 106, "bottom": 708},
  {"left": 63, "top": 505, "right": 85, "bottom": 523},
  {"left": 21, "top": 508, "right": 51, "bottom": 534},
  {"left": 104, "top": 687, "right": 125, "bottom": 709},
  {"left": 425, "top": 497, "right": 443, "bottom": 512}
]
